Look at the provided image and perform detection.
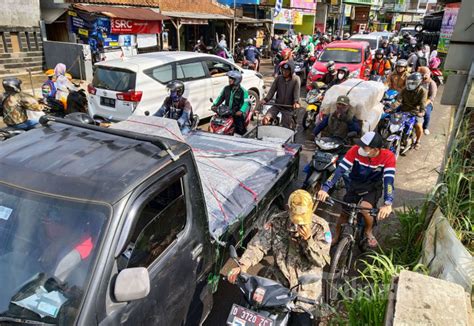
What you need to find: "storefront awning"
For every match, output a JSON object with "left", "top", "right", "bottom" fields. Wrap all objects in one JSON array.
[
  {"left": 235, "top": 17, "right": 272, "bottom": 25},
  {"left": 161, "top": 11, "right": 233, "bottom": 20},
  {"left": 41, "top": 8, "right": 68, "bottom": 24},
  {"left": 73, "top": 4, "right": 170, "bottom": 20}
]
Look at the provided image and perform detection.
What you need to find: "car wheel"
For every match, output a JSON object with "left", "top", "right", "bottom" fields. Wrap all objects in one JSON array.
[{"left": 247, "top": 89, "right": 260, "bottom": 113}]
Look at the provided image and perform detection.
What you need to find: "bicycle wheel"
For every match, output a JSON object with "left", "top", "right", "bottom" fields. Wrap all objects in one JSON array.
[{"left": 325, "top": 236, "right": 353, "bottom": 304}]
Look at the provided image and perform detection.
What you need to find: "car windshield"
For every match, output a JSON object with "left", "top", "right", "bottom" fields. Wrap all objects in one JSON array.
[
  {"left": 92, "top": 66, "right": 136, "bottom": 92},
  {"left": 319, "top": 48, "right": 362, "bottom": 64},
  {"left": 0, "top": 183, "right": 109, "bottom": 324},
  {"left": 350, "top": 38, "right": 377, "bottom": 49}
]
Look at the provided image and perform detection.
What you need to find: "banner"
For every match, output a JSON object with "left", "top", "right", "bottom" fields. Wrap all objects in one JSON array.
[
  {"left": 137, "top": 34, "right": 158, "bottom": 48},
  {"left": 274, "top": 0, "right": 283, "bottom": 17},
  {"left": 437, "top": 2, "right": 461, "bottom": 54},
  {"left": 273, "top": 9, "right": 303, "bottom": 25},
  {"left": 111, "top": 19, "right": 162, "bottom": 34},
  {"left": 291, "top": 0, "right": 316, "bottom": 10}
]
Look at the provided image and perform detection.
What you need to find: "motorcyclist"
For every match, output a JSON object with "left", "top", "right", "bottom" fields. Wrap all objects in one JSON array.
[
  {"left": 212, "top": 71, "right": 249, "bottom": 135},
  {"left": 418, "top": 66, "right": 437, "bottom": 135},
  {"left": 218, "top": 34, "right": 227, "bottom": 49},
  {"left": 370, "top": 49, "right": 392, "bottom": 77},
  {"left": 1, "top": 77, "right": 44, "bottom": 130},
  {"left": 228, "top": 189, "right": 331, "bottom": 326},
  {"left": 41, "top": 69, "right": 57, "bottom": 100},
  {"left": 215, "top": 43, "right": 228, "bottom": 59},
  {"left": 387, "top": 59, "right": 409, "bottom": 93},
  {"left": 398, "top": 72, "right": 428, "bottom": 149},
  {"left": 321, "top": 61, "right": 337, "bottom": 85},
  {"left": 244, "top": 38, "right": 261, "bottom": 71},
  {"left": 317, "top": 131, "right": 396, "bottom": 248},
  {"left": 154, "top": 80, "right": 193, "bottom": 134},
  {"left": 274, "top": 47, "right": 293, "bottom": 76},
  {"left": 328, "top": 67, "right": 350, "bottom": 88},
  {"left": 261, "top": 61, "right": 301, "bottom": 129},
  {"left": 193, "top": 40, "right": 204, "bottom": 52},
  {"left": 390, "top": 37, "right": 401, "bottom": 58},
  {"left": 313, "top": 95, "right": 361, "bottom": 139},
  {"left": 54, "top": 63, "right": 74, "bottom": 103}
]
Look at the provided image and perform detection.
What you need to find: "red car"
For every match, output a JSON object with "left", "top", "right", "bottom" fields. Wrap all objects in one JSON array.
[{"left": 307, "top": 40, "right": 373, "bottom": 90}]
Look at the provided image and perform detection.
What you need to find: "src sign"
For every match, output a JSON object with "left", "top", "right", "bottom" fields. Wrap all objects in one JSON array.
[{"left": 111, "top": 19, "right": 161, "bottom": 34}]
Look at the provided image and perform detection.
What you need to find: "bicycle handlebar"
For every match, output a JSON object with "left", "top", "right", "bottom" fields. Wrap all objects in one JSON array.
[
  {"left": 297, "top": 296, "right": 317, "bottom": 305},
  {"left": 325, "top": 197, "right": 379, "bottom": 217}
]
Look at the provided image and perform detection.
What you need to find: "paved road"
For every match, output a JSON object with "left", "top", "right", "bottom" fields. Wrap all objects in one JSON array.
[{"left": 203, "top": 59, "right": 451, "bottom": 324}]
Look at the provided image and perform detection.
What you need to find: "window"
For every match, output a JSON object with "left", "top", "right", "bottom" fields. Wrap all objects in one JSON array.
[
  {"left": 319, "top": 48, "right": 362, "bottom": 64},
  {"left": 145, "top": 64, "right": 173, "bottom": 84},
  {"left": 205, "top": 60, "right": 234, "bottom": 77},
  {"left": 125, "top": 179, "right": 186, "bottom": 268},
  {"left": 92, "top": 67, "right": 136, "bottom": 92},
  {"left": 365, "top": 47, "right": 371, "bottom": 60},
  {"left": 176, "top": 61, "right": 206, "bottom": 81}
]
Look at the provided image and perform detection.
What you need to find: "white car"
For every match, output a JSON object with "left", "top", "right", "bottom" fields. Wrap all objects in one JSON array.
[
  {"left": 349, "top": 34, "right": 382, "bottom": 54},
  {"left": 88, "top": 52, "right": 265, "bottom": 121}
]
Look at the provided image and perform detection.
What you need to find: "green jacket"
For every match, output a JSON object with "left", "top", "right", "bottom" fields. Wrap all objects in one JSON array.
[{"left": 213, "top": 85, "right": 249, "bottom": 114}]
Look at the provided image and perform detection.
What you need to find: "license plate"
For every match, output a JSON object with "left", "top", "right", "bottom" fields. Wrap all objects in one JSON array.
[
  {"left": 226, "top": 304, "right": 274, "bottom": 326},
  {"left": 100, "top": 97, "right": 116, "bottom": 108}
]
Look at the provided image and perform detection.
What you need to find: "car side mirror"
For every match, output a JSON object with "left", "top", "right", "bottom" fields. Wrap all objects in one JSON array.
[
  {"left": 144, "top": 111, "right": 150, "bottom": 116},
  {"left": 298, "top": 274, "right": 320, "bottom": 285},
  {"left": 114, "top": 267, "right": 150, "bottom": 302}
]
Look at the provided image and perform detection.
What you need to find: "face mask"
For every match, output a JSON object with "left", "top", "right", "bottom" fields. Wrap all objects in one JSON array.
[
  {"left": 338, "top": 73, "right": 345, "bottom": 79},
  {"left": 417, "top": 51, "right": 423, "bottom": 56},
  {"left": 358, "top": 147, "right": 369, "bottom": 157}
]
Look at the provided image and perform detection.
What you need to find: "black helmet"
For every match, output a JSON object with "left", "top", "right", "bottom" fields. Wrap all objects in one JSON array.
[
  {"left": 227, "top": 70, "right": 242, "bottom": 86},
  {"left": 337, "top": 67, "right": 350, "bottom": 79},
  {"left": 406, "top": 72, "right": 422, "bottom": 91},
  {"left": 375, "top": 48, "right": 384, "bottom": 58},
  {"left": 3, "top": 77, "right": 22, "bottom": 93},
  {"left": 166, "top": 80, "right": 185, "bottom": 101}
]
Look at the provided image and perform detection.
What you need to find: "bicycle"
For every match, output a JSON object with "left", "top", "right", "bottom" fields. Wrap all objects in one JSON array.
[{"left": 322, "top": 197, "right": 379, "bottom": 304}]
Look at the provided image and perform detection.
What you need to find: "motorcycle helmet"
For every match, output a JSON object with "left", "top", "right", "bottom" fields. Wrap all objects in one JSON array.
[
  {"left": 392, "top": 36, "right": 399, "bottom": 44},
  {"left": 396, "top": 59, "right": 408, "bottom": 68},
  {"left": 375, "top": 48, "right": 384, "bottom": 60},
  {"left": 2, "top": 77, "right": 22, "bottom": 93},
  {"left": 301, "top": 39, "right": 308, "bottom": 47},
  {"left": 337, "top": 67, "right": 350, "bottom": 80},
  {"left": 406, "top": 72, "right": 422, "bottom": 91},
  {"left": 247, "top": 38, "right": 254, "bottom": 46},
  {"left": 281, "top": 48, "right": 292, "bottom": 60},
  {"left": 227, "top": 70, "right": 242, "bottom": 87},
  {"left": 343, "top": 33, "right": 350, "bottom": 40},
  {"left": 326, "top": 61, "right": 336, "bottom": 74},
  {"left": 166, "top": 80, "right": 185, "bottom": 102}
]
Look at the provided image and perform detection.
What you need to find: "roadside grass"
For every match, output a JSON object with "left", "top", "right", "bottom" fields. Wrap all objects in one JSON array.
[{"left": 435, "top": 116, "right": 473, "bottom": 253}]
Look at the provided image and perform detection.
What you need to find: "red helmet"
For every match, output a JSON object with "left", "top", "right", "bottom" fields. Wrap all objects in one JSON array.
[{"left": 281, "top": 48, "right": 292, "bottom": 60}]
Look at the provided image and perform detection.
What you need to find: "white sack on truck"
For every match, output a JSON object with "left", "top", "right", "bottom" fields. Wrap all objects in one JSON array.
[{"left": 320, "top": 79, "right": 387, "bottom": 133}]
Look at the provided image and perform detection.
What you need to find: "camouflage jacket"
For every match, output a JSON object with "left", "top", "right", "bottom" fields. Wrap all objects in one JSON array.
[
  {"left": 2, "top": 92, "right": 43, "bottom": 126},
  {"left": 239, "top": 211, "right": 331, "bottom": 307}
]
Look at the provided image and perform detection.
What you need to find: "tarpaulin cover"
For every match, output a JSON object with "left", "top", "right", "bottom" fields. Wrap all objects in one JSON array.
[
  {"left": 112, "top": 117, "right": 298, "bottom": 240},
  {"left": 321, "top": 79, "right": 386, "bottom": 133}
]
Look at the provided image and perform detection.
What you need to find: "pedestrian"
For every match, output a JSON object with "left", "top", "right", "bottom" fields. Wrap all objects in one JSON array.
[
  {"left": 261, "top": 61, "right": 301, "bottom": 129},
  {"left": 227, "top": 189, "right": 331, "bottom": 326},
  {"left": 418, "top": 66, "right": 437, "bottom": 135}
]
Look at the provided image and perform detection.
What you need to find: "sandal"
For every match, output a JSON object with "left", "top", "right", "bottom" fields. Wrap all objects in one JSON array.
[{"left": 414, "top": 142, "right": 421, "bottom": 150}]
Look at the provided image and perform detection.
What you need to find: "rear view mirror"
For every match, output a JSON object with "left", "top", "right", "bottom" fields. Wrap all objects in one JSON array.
[
  {"left": 144, "top": 111, "right": 150, "bottom": 116},
  {"left": 229, "top": 245, "right": 238, "bottom": 260},
  {"left": 114, "top": 267, "right": 150, "bottom": 302},
  {"left": 298, "top": 274, "right": 320, "bottom": 285}
]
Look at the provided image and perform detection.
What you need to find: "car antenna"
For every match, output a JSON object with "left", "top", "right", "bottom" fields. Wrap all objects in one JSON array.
[{"left": 39, "top": 116, "right": 179, "bottom": 161}]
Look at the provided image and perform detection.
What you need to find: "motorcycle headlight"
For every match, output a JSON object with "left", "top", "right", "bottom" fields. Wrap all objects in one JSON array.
[
  {"left": 389, "top": 124, "right": 401, "bottom": 133},
  {"left": 349, "top": 69, "right": 360, "bottom": 78}
]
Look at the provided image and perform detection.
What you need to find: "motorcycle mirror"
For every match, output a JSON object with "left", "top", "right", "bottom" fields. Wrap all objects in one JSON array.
[
  {"left": 298, "top": 274, "right": 320, "bottom": 285},
  {"left": 209, "top": 98, "right": 214, "bottom": 103},
  {"left": 144, "top": 111, "right": 150, "bottom": 116},
  {"left": 229, "top": 245, "right": 238, "bottom": 260}
]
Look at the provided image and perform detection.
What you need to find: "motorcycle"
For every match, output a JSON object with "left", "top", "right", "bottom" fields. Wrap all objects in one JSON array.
[
  {"left": 234, "top": 44, "right": 245, "bottom": 63},
  {"left": 260, "top": 102, "right": 296, "bottom": 129},
  {"left": 242, "top": 59, "right": 257, "bottom": 71},
  {"left": 380, "top": 109, "right": 417, "bottom": 158},
  {"left": 302, "top": 82, "right": 326, "bottom": 130},
  {"left": 293, "top": 54, "right": 307, "bottom": 85},
  {"left": 303, "top": 137, "right": 346, "bottom": 204},
  {"left": 209, "top": 100, "right": 252, "bottom": 135},
  {"left": 430, "top": 67, "right": 443, "bottom": 86},
  {"left": 378, "top": 89, "right": 399, "bottom": 134},
  {"left": 226, "top": 245, "right": 319, "bottom": 326}
]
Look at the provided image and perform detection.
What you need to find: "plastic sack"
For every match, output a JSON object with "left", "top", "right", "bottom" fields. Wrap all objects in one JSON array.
[{"left": 321, "top": 79, "right": 387, "bottom": 126}]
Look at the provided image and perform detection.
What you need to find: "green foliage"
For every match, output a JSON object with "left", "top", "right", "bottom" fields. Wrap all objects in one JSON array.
[{"left": 436, "top": 117, "right": 473, "bottom": 252}]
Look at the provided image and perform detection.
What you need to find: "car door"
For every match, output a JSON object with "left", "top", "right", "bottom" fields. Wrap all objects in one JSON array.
[
  {"left": 175, "top": 60, "right": 213, "bottom": 119},
  {"left": 203, "top": 59, "right": 236, "bottom": 104},
  {"left": 101, "top": 166, "right": 213, "bottom": 325}
]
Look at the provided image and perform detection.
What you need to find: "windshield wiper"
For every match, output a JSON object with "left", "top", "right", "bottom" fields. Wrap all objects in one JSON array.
[{"left": 0, "top": 316, "right": 55, "bottom": 325}]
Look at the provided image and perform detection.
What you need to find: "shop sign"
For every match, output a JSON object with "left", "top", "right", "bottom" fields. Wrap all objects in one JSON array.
[
  {"left": 111, "top": 19, "right": 162, "bottom": 34},
  {"left": 69, "top": 12, "right": 90, "bottom": 35},
  {"left": 137, "top": 34, "right": 158, "bottom": 48},
  {"left": 273, "top": 9, "right": 303, "bottom": 25},
  {"left": 344, "top": 4, "right": 352, "bottom": 17},
  {"left": 291, "top": 0, "right": 316, "bottom": 11},
  {"left": 103, "top": 35, "right": 120, "bottom": 47},
  {"left": 437, "top": 2, "right": 461, "bottom": 54},
  {"left": 78, "top": 28, "right": 89, "bottom": 37}
]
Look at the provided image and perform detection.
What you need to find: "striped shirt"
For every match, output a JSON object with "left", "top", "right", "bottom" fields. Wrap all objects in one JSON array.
[{"left": 322, "top": 145, "right": 396, "bottom": 204}]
